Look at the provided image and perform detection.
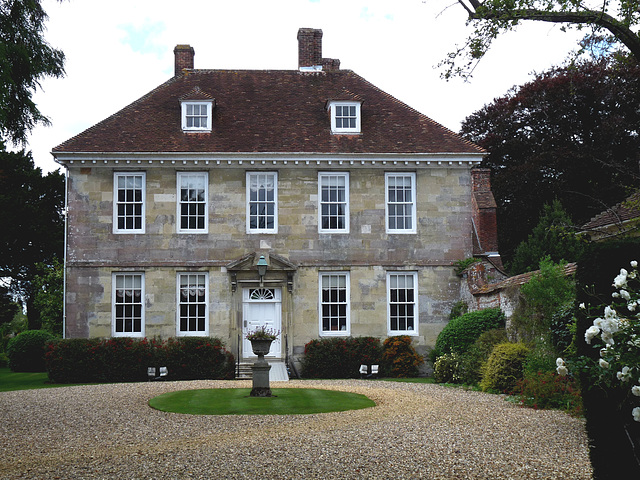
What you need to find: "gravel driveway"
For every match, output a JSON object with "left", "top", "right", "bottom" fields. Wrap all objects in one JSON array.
[{"left": 0, "top": 380, "right": 592, "bottom": 479}]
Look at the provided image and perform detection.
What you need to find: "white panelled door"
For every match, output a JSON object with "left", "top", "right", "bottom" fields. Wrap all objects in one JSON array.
[{"left": 242, "top": 288, "right": 282, "bottom": 358}]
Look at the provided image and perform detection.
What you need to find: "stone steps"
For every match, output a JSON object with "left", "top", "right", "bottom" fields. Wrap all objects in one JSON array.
[{"left": 235, "top": 361, "right": 289, "bottom": 381}]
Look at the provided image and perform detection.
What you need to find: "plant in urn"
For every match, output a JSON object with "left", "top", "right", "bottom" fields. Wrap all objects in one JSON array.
[{"left": 246, "top": 326, "right": 279, "bottom": 397}]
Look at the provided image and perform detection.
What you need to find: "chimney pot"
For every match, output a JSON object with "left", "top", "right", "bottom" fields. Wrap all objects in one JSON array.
[{"left": 174, "top": 44, "right": 195, "bottom": 76}]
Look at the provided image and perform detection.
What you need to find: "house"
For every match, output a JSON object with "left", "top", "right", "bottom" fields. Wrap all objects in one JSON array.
[
  {"left": 580, "top": 192, "right": 640, "bottom": 242},
  {"left": 52, "top": 28, "right": 499, "bottom": 376}
]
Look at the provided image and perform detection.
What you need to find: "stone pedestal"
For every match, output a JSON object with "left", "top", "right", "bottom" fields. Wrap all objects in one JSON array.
[{"left": 250, "top": 339, "right": 273, "bottom": 397}]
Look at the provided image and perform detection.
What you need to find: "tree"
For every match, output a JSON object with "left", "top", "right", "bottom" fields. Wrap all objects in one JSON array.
[
  {"left": 509, "top": 200, "right": 586, "bottom": 275},
  {"left": 445, "top": 0, "right": 640, "bottom": 79},
  {"left": 511, "top": 256, "right": 575, "bottom": 344},
  {"left": 460, "top": 58, "right": 640, "bottom": 264},
  {"left": 32, "top": 259, "right": 63, "bottom": 335},
  {"left": 0, "top": 284, "right": 18, "bottom": 327},
  {"left": 0, "top": 150, "right": 64, "bottom": 329},
  {"left": 0, "top": 0, "right": 65, "bottom": 145}
]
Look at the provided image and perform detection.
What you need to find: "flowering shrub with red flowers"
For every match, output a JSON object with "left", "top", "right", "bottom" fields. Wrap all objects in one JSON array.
[
  {"left": 45, "top": 336, "right": 234, "bottom": 383},
  {"left": 301, "top": 337, "right": 382, "bottom": 378},
  {"left": 512, "top": 371, "right": 583, "bottom": 417}
]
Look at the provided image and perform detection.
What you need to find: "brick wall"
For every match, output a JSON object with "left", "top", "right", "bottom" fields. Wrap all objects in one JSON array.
[{"left": 174, "top": 45, "right": 195, "bottom": 76}]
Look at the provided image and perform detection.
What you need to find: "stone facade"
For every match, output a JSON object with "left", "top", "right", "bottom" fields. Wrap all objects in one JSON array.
[{"left": 64, "top": 163, "right": 475, "bottom": 363}]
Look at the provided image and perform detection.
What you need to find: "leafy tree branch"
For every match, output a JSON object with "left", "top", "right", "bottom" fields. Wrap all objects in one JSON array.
[{"left": 446, "top": 0, "right": 640, "bottom": 78}]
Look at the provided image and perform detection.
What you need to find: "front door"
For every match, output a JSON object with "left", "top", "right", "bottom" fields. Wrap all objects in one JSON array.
[{"left": 242, "top": 287, "right": 282, "bottom": 358}]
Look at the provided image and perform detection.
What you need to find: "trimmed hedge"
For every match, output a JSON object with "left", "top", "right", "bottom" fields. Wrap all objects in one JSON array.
[
  {"left": 301, "top": 337, "right": 382, "bottom": 379},
  {"left": 45, "top": 337, "right": 235, "bottom": 383},
  {"left": 434, "top": 308, "right": 505, "bottom": 357},
  {"left": 7, "top": 330, "right": 55, "bottom": 372}
]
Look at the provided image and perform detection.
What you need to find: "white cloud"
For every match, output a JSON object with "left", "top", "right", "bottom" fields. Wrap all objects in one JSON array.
[{"left": 28, "top": 0, "right": 582, "bottom": 172}]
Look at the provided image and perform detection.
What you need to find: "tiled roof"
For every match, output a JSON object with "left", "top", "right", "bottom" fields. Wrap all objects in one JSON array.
[
  {"left": 471, "top": 262, "right": 577, "bottom": 295},
  {"left": 53, "top": 69, "right": 484, "bottom": 155},
  {"left": 581, "top": 192, "right": 640, "bottom": 230}
]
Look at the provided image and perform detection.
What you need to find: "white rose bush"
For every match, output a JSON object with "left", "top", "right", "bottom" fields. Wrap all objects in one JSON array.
[{"left": 559, "top": 261, "right": 640, "bottom": 423}]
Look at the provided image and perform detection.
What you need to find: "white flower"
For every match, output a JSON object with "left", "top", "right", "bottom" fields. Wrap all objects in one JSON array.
[
  {"left": 612, "top": 292, "right": 620, "bottom": 298},
  {"left": 556, "top": 365, "right": 568, "bottom": 376},
  {"left": 579, "top": 303, "right": 586, "bottom": 310},
  {"left": 617, "top": 366, "right": 631, "bottom": 381},
  {"left": 556, "top": 357, "right": 565, "bottom": 367},
  {"left": 631, "top": 260, "right": 638, "bottom": 268},
  {"left": 629, "top": 302, "right": 637, "bottom": 312},
  {"left": 632, "top": 386, "right": 640, "bottom": 397},
  {"left": 633, "top": 407, "right": 640, "bottom": 422},
  {"left": 604, "top": 305, "right": 618, "bottom": 320},
  {"left": 601, "top": 331, "right": 615, "bottom": 347},
  {"left": 585, "top": 325, "right": 600, "bottom": 344},
  {"left": 599, "top": 358, "right": 610, "bottom": 369},
  {"left": 620, "top": 290, "right": 631, "bottom": 300},
  {"left": 614, "top": 269, "right": 629, "bottom": 289}
]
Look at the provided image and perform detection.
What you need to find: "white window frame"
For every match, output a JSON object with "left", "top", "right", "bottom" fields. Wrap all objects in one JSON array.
[
  {"left": 112, "top": 272, "right": 145, "bottom": 337},
  {"left": 385, "top": 172, "right": 417, "bottom": 234},
  {"left": 329, "top": 101, "right": 361, "bottom": 134},
  {"left": 176, "top": 272, "right": 209, "bottom": 336},
  {"left": 113, "top": 172, "right": 145, "bottom": 234},
  {"left": 177, "top": 172, "right": 208, "bottom": 233},
  {"left": 246, "top": 172, "right": 278, "bottom": 234},
  {"left": 318, "top": 172, "right": 349, "bottom": 233},
  {"left": 387, "top": 271, "right": 419, "bottom": 336},
  {"left": 319, "top": 272, "right": 351, "bottom": 336},
  {"left": 181, "top": 101, "right": 213, "bottom": 132}
]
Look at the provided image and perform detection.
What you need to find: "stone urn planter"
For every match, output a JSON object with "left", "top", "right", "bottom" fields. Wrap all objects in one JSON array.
[
  {"left": 250, "top": 339, "right": 273, "bottom": 357},
  {"left": 246, "top": 327, "right": 279, "bottom": 397}
]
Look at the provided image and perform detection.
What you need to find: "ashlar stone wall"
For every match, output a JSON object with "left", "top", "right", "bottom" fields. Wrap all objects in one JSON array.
[{"left": 64, "top": 162, "right": 475, "bottom": 360}]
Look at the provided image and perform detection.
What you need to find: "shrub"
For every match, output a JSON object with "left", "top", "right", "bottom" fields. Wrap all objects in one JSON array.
[
  {"left": 511, "top": 256, "right": 575, "bottom": 343},
  {"left": 382, "top": 335, "right": 423, "bottom": 377},
  {"left": 7, "top": 330, "right": 55, "bottom": 372},
  {"left": 513, "top": 371, "right": 583, "bottom": 416},
  {"left": 434, "top": 308, "right": 505, "bottom": 357},
  {"left": 433, "top": 353, "right": 462, "bottom": 383},
  {"left": 457, "top": 328, "right": 508, "bottom": 385},
  {"left": 522, "top": 339, "right": 557, "bottom": 377},
  {"left": 301, "top": 337, "right": 382, "bottom": 379},
  {"left": 45, "top": 337, "right": 234, "bottom": 383},
  {"left": 46, "top": 338, "right": 103, "bottom": 383},
  {"left": 480, "top": 342, "right": 529, "bottom": 393},
  {"left": 161, "top": 337, "right": 235, "bottom": 380}
]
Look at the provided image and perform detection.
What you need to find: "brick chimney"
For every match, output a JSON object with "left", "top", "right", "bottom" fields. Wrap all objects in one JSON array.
[
  {"left": 174, "top": 44, "right": 195, "bottom": 76},
  {"left": 298, "top": 28, "right": 322, "bottom": 68},
  {"left": 297, "top": 28, "right": 340, "bottom": 71},
  {"left": 471, "top": 168, "right": 502, "bottom": 268}
]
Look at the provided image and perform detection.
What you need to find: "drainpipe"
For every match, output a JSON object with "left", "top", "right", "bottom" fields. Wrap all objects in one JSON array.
[{"left": 62, "top": 167, "right": 68, "bottom": 339}]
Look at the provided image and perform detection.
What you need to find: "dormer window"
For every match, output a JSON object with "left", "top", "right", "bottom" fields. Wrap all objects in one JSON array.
[
  {"left": 328, "top": 100, "right": 361, "bottom": 134},
  {"left": 181, "top": 101, "right": 213, "bottom": 132}
]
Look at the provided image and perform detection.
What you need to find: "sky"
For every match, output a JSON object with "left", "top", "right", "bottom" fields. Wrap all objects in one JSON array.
[{"left": 27, "top": 0, "right": 583, "bottom": 173}]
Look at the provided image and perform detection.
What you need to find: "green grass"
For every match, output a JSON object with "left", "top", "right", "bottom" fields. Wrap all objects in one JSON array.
[
  {"left": 149, "top": 388, "right": 376, "bottom": 415},
  {"left": 0, "top": 367, "right": 91, "bottom": 392}
]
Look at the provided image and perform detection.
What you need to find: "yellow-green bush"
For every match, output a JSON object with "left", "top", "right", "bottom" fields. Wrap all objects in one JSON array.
[
  {"left": 480, "top": 342, "right": 530, "bottom": 393},
  {"left": 433, "top": 353, "right": 462, "bottom": 383}
]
